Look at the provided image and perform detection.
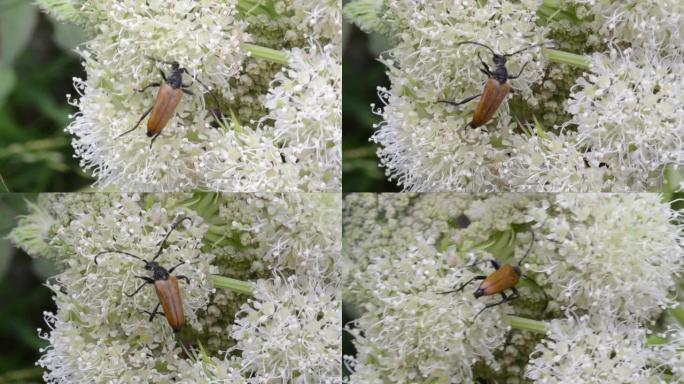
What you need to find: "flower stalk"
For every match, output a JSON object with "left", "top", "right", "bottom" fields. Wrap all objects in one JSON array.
[
  {"left": 243, "top": 43, "right": 290, "bottom": 66},
  {"left": 545, "top": 49, "right": 591, "bottom": 69},
  {"left": 211, "top": 275, "right": 256, "bottom": 296},
  {"left": 505, "top": 315, "right": 548, "bottom": 334}
]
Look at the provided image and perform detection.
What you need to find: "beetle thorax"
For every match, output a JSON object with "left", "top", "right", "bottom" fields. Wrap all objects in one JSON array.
[
  {"left": 491, "top": 54, "right": 509, "bottom": 84},
  {"left": 167, "top": 70, "right": 184, "bottom": 89},
  {"left": 147, "top": 262, "right": 170, "bottom": 280}
]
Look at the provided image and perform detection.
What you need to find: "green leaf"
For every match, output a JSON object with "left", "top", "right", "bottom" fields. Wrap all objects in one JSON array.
[
  {"left": 0, "top": 1, "right": 37, "bottom": 66},
  {"left": 52, "top": 20, "right": 86, "bottom": 55},
  {"left": 31, "top": 258, "right": 59, "bottom": 280},
  {"left": 0, "top": 66, "right": 16, "bottom": 107}
]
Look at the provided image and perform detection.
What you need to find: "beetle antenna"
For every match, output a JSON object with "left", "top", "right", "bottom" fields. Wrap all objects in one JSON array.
[
  {"left": 182, "top": 68, "right": 223, "bottom": 122},
  {"left": 94, "top": 250, "right": 147, "bottom": 265},
  {"left": 456, "top": 41, "right": 497, "bottom": 56},
  {"left": 152, "top": 216, "right": 192, "bottom": 261},
  {"left": 517, "top": 227, "right": 535, "bottom": 266},
  {"left": 504, "top": 41, "right": 558, "bottom": 58}
]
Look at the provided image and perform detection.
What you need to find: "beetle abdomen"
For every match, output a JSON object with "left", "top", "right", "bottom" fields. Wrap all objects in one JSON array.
[
  {"left": 147, "top": 84, "right": 183, "bottom": 137},
  {"left": 154, "top": 276, "right": 185, "bottom": 332},
  {"left": 470, "top": 78, "right": 511, "bottom": 128}
]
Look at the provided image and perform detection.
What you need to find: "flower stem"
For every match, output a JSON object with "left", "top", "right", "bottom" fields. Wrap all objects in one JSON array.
[
  {"left": 211, "top": 275, "right": 255, "bottom": 295},
  {"left": 646, "top": 335, "right": 668, "bottom": 346},
  {"left": 545, "top": 49, "right": 591, "bottom": 70},
  {"left": 243, "top": 43, "right": 289, "bottom": 65},
  {"left": 505, "top": 315, "right": 548, "bottom": 333}
]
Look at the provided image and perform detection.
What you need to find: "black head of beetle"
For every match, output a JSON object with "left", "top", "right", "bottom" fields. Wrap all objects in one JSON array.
[{"left": 146, "top": 261, "right": 171, "bottom": 280}]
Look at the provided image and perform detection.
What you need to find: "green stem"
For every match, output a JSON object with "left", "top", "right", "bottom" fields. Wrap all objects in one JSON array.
[
  {"left": 505, "top": 315, "right": 548, "bottom": 334},
  {"left": 211, "top": 275, "right": 255, "bottom": 295},
  {"left": 670, "top": 306, "right": 684, "bottom": 328},
  {"left": 0, "top": 137, "right": 69, "bottom": 159},
  {"left": 545, "top": 49, "right": 591, "bottom": 70},
  {"left": 0, "top": 367, "right": 44, "bottom": 381},
  {"left": 0, "top": 172, "right": 8, "bottom": 192},
  {"left": 646, "top": 335, "right": 668, "bottom": 346},
  {"left": 243, "top": 44, "right": 289, "bottom": 66}
]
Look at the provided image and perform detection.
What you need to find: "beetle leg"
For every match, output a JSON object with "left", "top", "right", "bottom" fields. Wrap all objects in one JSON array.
[
  {"left": 182, "top": 88, "right": 194, "bottom": 96},
  {"left": 176, "top": 275, "right": 190, "bottom": 284},
  {"left": 159, "top": 69, "right": 168, "bottom": 82},
  {"left": 438, "top": 275, "right": 486, "bottom": 294},
  {"left": 477, "top": 52, "right": 492, "bottom": 75},
  {"left": 437, "top": 93, "right": 482, "bottom": 107},
  {"left": 136, "top": 82, "right": 161, "bottom": 93},
  {"left": 149, "top": 132, "right": 162, "bottom": 149},
  {"left": 473, "top": 289, "right": 520, "bottom": 319},
  {"left": 168, "top": 261, "right": 185, "bottom": 274},
  {"left": 143, "top": 302, "right": 163, "bottom": 321},
  {"left": 508, "top": 61, "right": 530, "bottom": 79},
  {"left": 116, "top": 106, "right": 153, "bottom": 139},
  {"left": 489, "top": 260, "right": 501, "bottom": 270},
  {"left": 125, "top": 277, "right": 154, "bottom": 297}
]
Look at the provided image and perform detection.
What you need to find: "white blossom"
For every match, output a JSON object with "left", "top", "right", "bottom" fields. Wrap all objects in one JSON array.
[
  {"left": 9, "top": 193, "right": 341, "bottom": 383},
  {"left": 343, "top": 193, "right": 684, "bottom": 382},
  {"left": 39, "top": 0, "right": 340, "bottom": 191},
  {"left": 346, "top": 0, "right": 684, "bottom": 191}
]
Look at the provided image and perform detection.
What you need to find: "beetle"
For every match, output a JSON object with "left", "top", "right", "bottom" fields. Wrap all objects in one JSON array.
[
  {"left": 438, "top": 41, "right": 556, "bottom": 129},
  {"left": 94, "top": 216, "right": 193, "bottom": 332},
  {"left": 440, "top": 228, "right": 538, "bottom": 319},
  {"left": 117, "top": 58, "right": 221, "bottom": 148}
]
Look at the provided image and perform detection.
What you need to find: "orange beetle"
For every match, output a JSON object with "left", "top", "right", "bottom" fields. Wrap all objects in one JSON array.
[
  {"left": 94, "top": 216, "right": 192, "bottom": 332},
  {"left": 117, "top": 59, "right": 220, "bottom": 148},
  {"left": 439, "top": 41, "right": 556, "bottom": 129},
  {"left": 440, "top": 228, "right": 536, "bottom": 319}
]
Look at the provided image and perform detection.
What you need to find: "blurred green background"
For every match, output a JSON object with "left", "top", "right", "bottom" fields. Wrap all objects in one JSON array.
[
  {"left": 0, "top": 195, "right": 54, "bottom": 383},
  {"left": 342, "top": 19, "right": 398, "bottom": 192},
  {"left": 0, "top": 0, "right": 91, "bottom": 192}
]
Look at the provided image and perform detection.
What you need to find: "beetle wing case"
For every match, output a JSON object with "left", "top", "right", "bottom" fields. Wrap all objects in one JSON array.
[
  {"left": 471, "top": 78, "right": 511, "bottom": 127},
  {"left": 154, "top": 276, "right": 185, "bottom": 332},
  {"left": 146, "top": 84, "right": 184, "bottom": 137},
  {"left": 479, "top": 264, "right": 519, "bottom": 296}
]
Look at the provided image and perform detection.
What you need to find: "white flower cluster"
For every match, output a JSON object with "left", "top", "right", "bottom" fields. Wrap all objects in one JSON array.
[
  {"left": 232, "top": 275, "right": 340, "bottom": 383},
  {"left": 199, "top": 43, "right": 341, "bottom": 191},
  {"left": 343, "top": 193, "right": 684, "bottom": 382},
  {"left": 526, "top": 194, "right": 684, "bottom": 322},
  {"left": 9, "top": 193, "right": 341, "bottom": 383},
  {"left": 345, "top": 0, "right": 684, "bottom": 191},
  {"left": 39, "top": 0, "right": 341, "bottom": 191},
  {"left": 526, "top": 316, "right": 655, "bottom": 383}
]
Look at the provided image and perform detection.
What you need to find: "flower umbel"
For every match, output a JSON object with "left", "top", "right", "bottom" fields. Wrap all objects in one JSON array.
[
  {"left": 40, "top": 0, "right": 341, "bottom": 191},
  {"left": 9, "top": 193, "right": 341, "bottom": 383}
]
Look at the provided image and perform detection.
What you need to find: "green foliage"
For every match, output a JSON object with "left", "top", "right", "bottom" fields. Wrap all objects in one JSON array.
[
  {"left": 0, "top": 3, "right": 92, "bottom": 192},
  {"left": 0, "top": 195, "right": 53, "bottom": 382},
  {"left": 342, "top": 24, "right": 399, "bottom": 192}
]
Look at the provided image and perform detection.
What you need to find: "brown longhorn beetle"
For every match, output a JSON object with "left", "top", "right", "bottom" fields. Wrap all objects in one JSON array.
[
  {"left": 94, "top": 216, "right": 193, "bottom": 332},
  {"left": 117, "top": 57, "right": 221, "bottom": 148},
  {"left": 440, "top": 227, "right": 538, "bottom": 319},
  {"left": 438, "top": 41, "right": 557, "bottom": 129}
]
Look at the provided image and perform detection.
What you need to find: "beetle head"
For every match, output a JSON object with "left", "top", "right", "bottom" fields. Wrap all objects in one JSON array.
[
  {"left": 147, "top": 261, "right": 170, "bottom": 280},
  {"left": 492, "top": 54, "right": 507, "bottom": 65},
  {"left": 513, "top": 265, "right": 522, "bottom": 276},
  {"left": 170, "top": 61, "right": 180, "bottom": 70}
]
